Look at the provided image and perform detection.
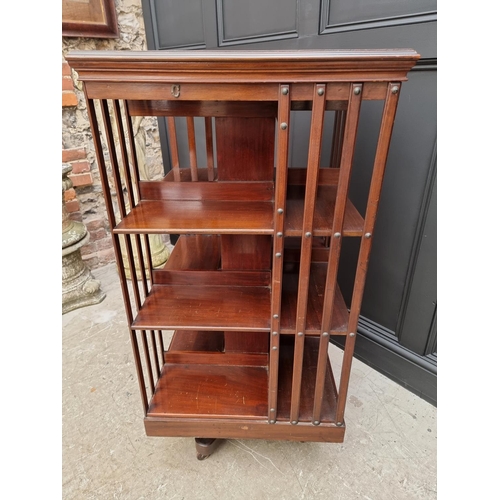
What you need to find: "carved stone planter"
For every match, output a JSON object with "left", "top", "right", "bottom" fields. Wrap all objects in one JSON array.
[{"left": 62, "top": 164, "right": 105, "bottom": 314}]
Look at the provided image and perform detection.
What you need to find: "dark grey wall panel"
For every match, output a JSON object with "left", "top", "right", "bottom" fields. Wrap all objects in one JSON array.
[
  {"left": 425, "top": 311, "right": 437, "bottom": 356},
  {"left": 215, "top": 21, "right": 437, "bottom": 61},
  {"left": 362, "top": 68, "right": 436, "bottom": 332},
  {"left": 152, "top": 0, "right": 205, "bottom": 49},
  {"left": 330, "top": 316, "right": 436, "bottom": 405},
  {"left": 217, "top": 0, "right": 298, "bottom": 45},
  {"left": 288, "top": 110, "right": 336, "bottom": 168},
  {"left": 398, "top": 152, "right": 437, "bottom": 354},
  {"left": 337, "top": 68, "right": 437, "bottom": 333},
  {"left": 321, "top": 0, "right": 436, "bottom": 33},
  {"left": 342, "top": 317, "right": 436, "bottom": 405}
]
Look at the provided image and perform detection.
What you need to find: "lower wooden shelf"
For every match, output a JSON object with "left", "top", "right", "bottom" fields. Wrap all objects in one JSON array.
[
  {"left": 144, "top": 334, "right": 344, "bottom": 442},
  {"left": 147, "top": 362, "right": 269, "bottom": 420}
]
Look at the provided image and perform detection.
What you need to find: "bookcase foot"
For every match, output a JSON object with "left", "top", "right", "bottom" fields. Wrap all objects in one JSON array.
[{"left": 195, "top": 438, "right": 222, "bottom": 460}]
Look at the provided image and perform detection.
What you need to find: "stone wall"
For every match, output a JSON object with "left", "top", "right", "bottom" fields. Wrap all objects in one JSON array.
[{"left": 62, "top": 0, "right": 166, "bottom": 270}]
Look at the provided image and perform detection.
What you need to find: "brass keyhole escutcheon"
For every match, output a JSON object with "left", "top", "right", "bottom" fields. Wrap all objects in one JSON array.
[{"left": 171, "top": 84, "right": 181, "bottom": 98}]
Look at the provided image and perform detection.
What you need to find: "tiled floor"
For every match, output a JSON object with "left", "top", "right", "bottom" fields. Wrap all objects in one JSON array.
[{"left": 62, "top": 264, "right": 437, "bottom": 499}]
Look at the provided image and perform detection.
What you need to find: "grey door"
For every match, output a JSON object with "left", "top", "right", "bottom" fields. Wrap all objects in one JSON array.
[{"left": 141, "top": 0, "right": 437, "bottom": 405}]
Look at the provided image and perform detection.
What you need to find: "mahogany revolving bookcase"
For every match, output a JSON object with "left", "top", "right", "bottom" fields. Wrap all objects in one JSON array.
[{"left": 67, "top": 49, "right": 419, "bottom": 460}]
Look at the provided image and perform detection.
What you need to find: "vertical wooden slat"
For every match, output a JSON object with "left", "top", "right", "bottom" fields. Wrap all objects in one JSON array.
[
  {"left": 124, "top": 100, "right": 141, "bottom": 205},
  {"left": 289, "top": 84, "right": 326, "bottom": 423},
  {"left": 150, "top": 330, "right": 161, "bottom": 379},
  {"left": 268, "top": 84, "right": 290, "bottom": 423},
  {"left": 125, "top": 102, "right": 153, "bottom": 294},
  {"left": 112, "top": 100, "right": 134, "bottom": 210},
  {"left": 205, "top": 117, "right": 215, "bottom": 181},
  {"left": 87, "top": 98, "right": 130, "bottom": 321},
  {"left": 330, "top": 110, "right": 346, "bottom": 169},
  {"left": 141, "top": 330, "right": 155, "bottom": 396},
  {"left": 186, "top": 116, "right": 198, "bottom": 181},
  {"left": 167, "top": 117, "right": 181, "bottom": 181},
  {"left": 134, "top": 234, "right": 148, "bottom": 298},
  {"left": 86, "top": 96, "right": 147, "bottom": 415},
  {"left": 143, "top": 233, "right": 154, "bottom": 291},
  {"left": 312, "top": 83, "right": 363, "bottom": 423},
  {"left": 114, "top": 100, "right": 149, "bottom": 300},
  {"left": 131, "top": 331, "right": 149, "bottom": 414},
  {"left": 101, "top": 99, "right": 127, "bottom": 218},
  {"left": 335, "top": 82, "right": 402, "bottom": 424},
  {"left": 100, "top": 99, "right": 142, "bottom": 313},
  {"left": 158, "top": 330, "right": 165, "bottom": 355}
]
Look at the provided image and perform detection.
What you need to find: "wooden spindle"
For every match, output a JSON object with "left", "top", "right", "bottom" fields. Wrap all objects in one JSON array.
[
  {"left": 335, "top": 82, "right": 401, "bottom": 424},
  {"left": 87, "top": 98, "right": 132, "bottom": 323},
  {"left": 124, "top": 100, "right": 141, "bottom": 204},
  {"left": 100, "top": 99, "right": 142, "bottom": 313},
  {"left": 131, "top": 330, "right": 149, "bottom": 414},
  {"left": 100, "top": 99, "right": 126, "bottom": 218},
  {"left": 160, "top": 331, "right": 165, "bottom": 356},
  {"left": 134, "top": 234, "right": 148, "bottom": 299},
  {"left": 330, "top": 110, "right": 346, "bottom": 169},
  {"left": 142, "top": 330, "right": 155, "bottom": 395},
  {"left": 289, "top": 84, "right": 326, "bottom": 424},
  {"left": 150, "top": 330, "right": 161, "bottom": 380},
  {"left": 167, "top": 117, "right": 181, "bottom": 181},
  {"left": 186, "top": 117, "right": 198, "bottom": 181},
  {"left": 86, "top": 97, "right": 147, "bottom": 415},
  {"left": 112, "top": 100, "right": 134, "bottom": 210},
  {"left": 120, "top": 103, "right": 148, "bottom": 301},
  {"left": 143, "top": 233, "right": 154, "bottom": 292},
  {"left": 205, "top": 117, "right": 215, "bottom": 181},
  {"left": 312, "top": 83, "right": 363, "bottom": 423},
  {"left": 268, "top": 85, "right": 290, "bottom": 423}
]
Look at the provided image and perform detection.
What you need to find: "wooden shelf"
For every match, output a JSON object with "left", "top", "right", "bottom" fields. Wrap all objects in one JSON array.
[
  {"left": 132, "top": 284, "right": 271, "bottom": 332},
  {"left": 147, "top": 334, "right": 337, "bottom": 424},
  {"left": 143, "top": 235, "right": 346, "bottom": 335},
  {"left": 114, "top": 200, "right": 274, "bottom": 235},
  {"left": 285, "top": 185, "right": 364, "bottom": 237},
  {"left": 280, "top": 263, "right": 349, "bottom": 335},
  {"left": 148, "top": 362, "right": 269, "bottom": 419},
  {"left": 144, "top": 330, "right": 345, "bottom": 441},
  {"left": 149, "top": 329, "right": 268, "bottom": 419},
  {"left": 115, "top": 174, "right": 362, "bottom": 237}
]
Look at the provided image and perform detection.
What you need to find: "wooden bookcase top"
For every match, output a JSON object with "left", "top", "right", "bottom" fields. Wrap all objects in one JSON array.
[{"left": 66, "top": 49, "right": 420, "bottom": 85}]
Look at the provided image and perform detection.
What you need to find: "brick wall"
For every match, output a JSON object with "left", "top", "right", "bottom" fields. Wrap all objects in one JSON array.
[
  {"left": 61, "top": 0, "right": 162, "bottom": 271},
  {"left": 62, "top": 61, "right": 115, "bottom": 268}
]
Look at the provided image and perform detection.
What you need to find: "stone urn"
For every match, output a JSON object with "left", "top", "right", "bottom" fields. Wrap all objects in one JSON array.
[{"left": 62, "top": 164, "right": 105, "bottom": 314}]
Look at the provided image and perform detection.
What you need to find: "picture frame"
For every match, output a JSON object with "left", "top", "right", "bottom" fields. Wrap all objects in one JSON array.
[{"left": 62, "top": 0, "right": 119, "bottom": 38}]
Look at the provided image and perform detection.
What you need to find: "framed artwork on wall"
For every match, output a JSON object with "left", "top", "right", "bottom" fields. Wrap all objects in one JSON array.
[{"left": 62, "top": 0, "right": 119, "bottom": 38}]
